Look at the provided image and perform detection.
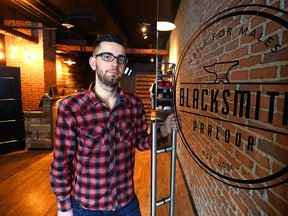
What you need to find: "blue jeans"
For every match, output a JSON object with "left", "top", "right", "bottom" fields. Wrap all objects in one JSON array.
[{"left": 72, "top": 195, "right": 141, "bottom": 216}]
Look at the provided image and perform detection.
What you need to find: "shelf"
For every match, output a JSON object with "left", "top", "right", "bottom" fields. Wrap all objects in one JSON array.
[
  {"left": 157, "top": 86, "right": 173, "bottom": 90},
  {"left": 154, "top": 62, "right": 176, "bottom": 121},
  {"left": 158, "top": 74, "right": 173, "bottom": 78},
  {"left": 156, "top": 110, "right": 173, "bottom": 113},
  {"left": 157, "top": 98, "right": 173, "bottom": 101}
]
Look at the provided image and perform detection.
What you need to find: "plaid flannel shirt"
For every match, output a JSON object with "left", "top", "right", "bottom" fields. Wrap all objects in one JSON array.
[{"left": 50, "top": 83, "right": 164, "bottom": 212}]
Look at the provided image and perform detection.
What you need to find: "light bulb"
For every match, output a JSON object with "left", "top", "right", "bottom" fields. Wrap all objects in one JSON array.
[
  {"left": 12, "top": 46, "right": 18, "bottom": 52},
  {"left": 24, "top": 50, "right": 29, "bottom": 57},
  {"left": 141, "top": 26, "right": 147, "bottom": 33},
  {"left": 26, "top": 56, "right": 32, "bottom": 63},
  {"left": 157, "top": 21, "right": 176, "bottom": 31},
  {"left": 64, "top": 58, "right": 76, "bottom": 65},
  {"left": 10, "top": 53, "right": 16, "bottom": 59}
]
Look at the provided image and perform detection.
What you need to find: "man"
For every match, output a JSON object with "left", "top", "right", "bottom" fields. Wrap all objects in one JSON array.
[{"left": 50, "top": 34, "right": 179, "bottom": 216}]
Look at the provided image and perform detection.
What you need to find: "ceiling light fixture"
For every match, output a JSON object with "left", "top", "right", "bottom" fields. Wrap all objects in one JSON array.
[
  {"left": 124, "top": 67, "right": 133, "bottom": 76},
  {"left": 64, "top": 58, "right": 76, "bottom": 65},
  {"left": 156, "top": 0, "right": 176, "bottom": 31},
  {"left": 62, "top": 15, "right": 95, "bottom": 29},
  {"left": 143, "top": 33, "right": 148, "bottom": 39},
  {"left": 141, "top": 22, "right": 153, "bottom": 32},
  {"left": 62, "top": 23, "right": 75, "bottom": 29},
  {"left": 141, "top": 26, "right": 147, "bottom": 33},
  {"left": 157, "top": 21, "right": 176, "bottom": 31}
]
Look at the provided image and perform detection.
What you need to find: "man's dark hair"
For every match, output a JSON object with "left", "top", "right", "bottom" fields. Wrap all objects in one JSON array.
[{"left": 93, "top": 34, "right": 125, "bottom": 54}]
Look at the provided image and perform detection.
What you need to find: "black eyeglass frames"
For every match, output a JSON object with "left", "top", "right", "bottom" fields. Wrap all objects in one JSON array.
[{"left": 94, "top": 52, "right": 128, "bottom": 64}]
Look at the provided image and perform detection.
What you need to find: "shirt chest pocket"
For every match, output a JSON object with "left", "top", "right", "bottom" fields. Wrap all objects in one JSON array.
[
  {"left": 79, "top": 124, "right": 106, "bottom": 149},
  {"left": 117, "top": 121, "right": 135, "bottom": 141}
]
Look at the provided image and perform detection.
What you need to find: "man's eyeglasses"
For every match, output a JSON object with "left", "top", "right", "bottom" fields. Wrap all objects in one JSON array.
[{"left": 94, "top": 52, "right": 128, "bottom": 64}]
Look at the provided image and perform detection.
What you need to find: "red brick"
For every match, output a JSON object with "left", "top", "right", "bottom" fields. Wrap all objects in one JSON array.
[
  {"left": 263, "top": 46, "right": 288, "bottom": 64},
  {"left": 250, "top": 67, "right": 277, "bottom": 80},
  {"left": 253, "top": 191, "right": 279, "bottom": 215},
  {"left": 230, "top": 46, "right": 249, "bottom": 59},
  {"left": 172, "top": 1, "right": 288, "bottom": 215},
  {"left": 267, "top": 190, "right": 288, "bottom": 215}
]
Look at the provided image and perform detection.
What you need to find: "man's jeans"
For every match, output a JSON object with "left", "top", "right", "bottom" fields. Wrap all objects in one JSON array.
[{"left": 72, "top": 195, "right": 141, "bottom": 216}]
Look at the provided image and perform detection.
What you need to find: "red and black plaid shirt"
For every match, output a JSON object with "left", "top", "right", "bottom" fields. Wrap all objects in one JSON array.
[{"left": 50, "top": 83, "right": 164, "bottom": 212}]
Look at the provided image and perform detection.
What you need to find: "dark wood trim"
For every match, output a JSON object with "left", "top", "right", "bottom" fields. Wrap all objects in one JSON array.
[
  {"left": 0, "top": 25, "right": 39, "bottom": 44},
  {"left": 54, "top": 44, "right": 169, "bottom": 55}
]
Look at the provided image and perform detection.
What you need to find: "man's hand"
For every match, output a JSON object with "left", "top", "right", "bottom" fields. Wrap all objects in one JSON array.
[{"left": 160, "top": 113, "right": 182, "bottom": 137}]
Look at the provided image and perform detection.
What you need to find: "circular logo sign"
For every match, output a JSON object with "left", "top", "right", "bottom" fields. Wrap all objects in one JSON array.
[{"left": 175, "top": 4, "right": 288, "bottom": 189}]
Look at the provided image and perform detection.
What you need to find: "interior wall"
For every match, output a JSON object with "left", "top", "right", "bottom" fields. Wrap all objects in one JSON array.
[
  {"left": 56, "top": 55, "right": 86, "bottom": 96},
  {"left": 5, "top": 21, "right": 45, "bottom": 111},
  {"left": 4, "top": 20, "right": 56, "bottom": 111},
  {"left": 169, "top": 0, "right": 288, "bottom": 215}
]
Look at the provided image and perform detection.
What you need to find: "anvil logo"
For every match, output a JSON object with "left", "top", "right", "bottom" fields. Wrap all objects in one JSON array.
[{"left": 203, "top": 60, "right": 239, "bottom": 83}]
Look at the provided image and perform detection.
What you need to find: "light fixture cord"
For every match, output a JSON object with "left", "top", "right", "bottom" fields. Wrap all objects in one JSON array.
[{"left": 155, "top": 0, "right": 159, "bottom": 122}]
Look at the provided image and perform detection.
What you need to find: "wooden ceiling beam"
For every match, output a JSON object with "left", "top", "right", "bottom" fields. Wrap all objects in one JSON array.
[
  {"left": 125, "top": 48, "right": 168, "bottom": 56},
  {"left": 0, "top": 25, "right": 39, "bottom": 44},
  {"left": 55, "top": 44, "right": 168, "bottom": 55}
]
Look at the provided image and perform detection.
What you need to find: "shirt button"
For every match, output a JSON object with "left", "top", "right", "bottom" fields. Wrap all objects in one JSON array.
[{"left": 110, "top": 171, "right": 114, "bottom": 176}]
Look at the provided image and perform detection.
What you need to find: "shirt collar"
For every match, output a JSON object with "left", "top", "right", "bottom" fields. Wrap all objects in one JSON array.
[{"left": 87, "top": 82, "right": 128, "bottom": 105}]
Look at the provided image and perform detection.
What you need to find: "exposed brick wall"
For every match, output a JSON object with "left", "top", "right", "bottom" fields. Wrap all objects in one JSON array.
[
  {"left": 56, "top": 55, "right": 86, "bottom": 96},
  {"left": 4, "top": 20, "right": 85, "bottom": 109},
  {"left": 4, "top": 20, "right": 56, "bottom": 111},
  {"left": 43, "top": 28, "right": 57, "bottom": 93},
  {"left": 170, "top": 0, "right": 288, "bottom": 215}
]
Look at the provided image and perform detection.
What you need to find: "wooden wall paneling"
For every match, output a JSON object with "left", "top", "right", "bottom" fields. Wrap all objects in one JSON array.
[{"left": 135, "top": 74, "right": 155, "bottom": 125}]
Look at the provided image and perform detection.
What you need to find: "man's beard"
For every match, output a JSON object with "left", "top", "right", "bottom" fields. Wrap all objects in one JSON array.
[{"left": 96, "top": 69, "right": 122, "bottom": 90}]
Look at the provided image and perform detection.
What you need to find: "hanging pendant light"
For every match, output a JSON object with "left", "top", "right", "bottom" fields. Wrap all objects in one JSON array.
[
  {"left": 157, "top": 21, "right": 176, "bottom": 31},
  {"left": 156, "top": 0, "right": 176, "bottom": 31}
]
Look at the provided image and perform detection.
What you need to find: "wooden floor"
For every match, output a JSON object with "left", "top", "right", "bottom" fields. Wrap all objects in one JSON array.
[{"left": 0, "top": 149, "right": 194, "bottom": 216}]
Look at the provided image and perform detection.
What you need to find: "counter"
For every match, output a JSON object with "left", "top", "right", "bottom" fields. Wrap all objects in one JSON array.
[{"left": 24, "top": 98, "right": 59, "bottom": 149}]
